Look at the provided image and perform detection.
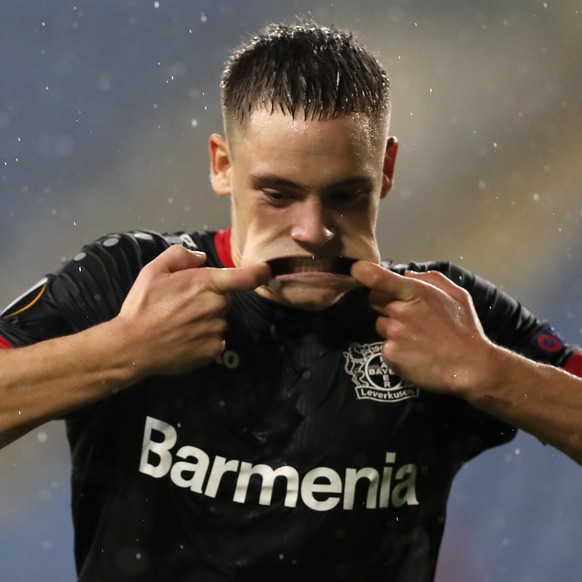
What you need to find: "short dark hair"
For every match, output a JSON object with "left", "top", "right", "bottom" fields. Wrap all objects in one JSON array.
[{"left": 221, "top": 22, "right": 390, "bottom": 132}]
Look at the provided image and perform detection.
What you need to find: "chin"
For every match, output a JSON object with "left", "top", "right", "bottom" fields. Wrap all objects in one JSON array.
[{"left": 287, "top": 295, "right": 344, "bottom": 311}]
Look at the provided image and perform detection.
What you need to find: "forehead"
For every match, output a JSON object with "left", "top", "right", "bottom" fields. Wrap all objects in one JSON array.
[
  {"left": 231, "top": 108, "right": 387, "bottom": 156},
  {"left": 228, "top": 110, "right": 388, "bottom": 192}
]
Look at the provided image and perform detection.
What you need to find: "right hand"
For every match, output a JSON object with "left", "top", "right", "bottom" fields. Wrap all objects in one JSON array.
[
  {"left": 351, "top": 261, "right": 493, "bottom": 396},
  {"left": 116, "top": 245, "right": 270, "bottom": 377}
]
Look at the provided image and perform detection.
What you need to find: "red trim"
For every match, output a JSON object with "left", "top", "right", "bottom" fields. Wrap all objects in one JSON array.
[
  {"left": 0, "top": 336, "right": 13, "bottom": 350},
  {"left": 565, "top": 352, "right": 582, "bottom": 378},
  {"left": 214, "top": 229, "right": 235, "bottom": 268}
]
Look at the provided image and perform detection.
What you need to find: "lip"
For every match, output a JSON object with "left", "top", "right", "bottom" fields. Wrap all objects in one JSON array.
[{"left": 267, "top": 256, "right": 357, "bottom": 276}]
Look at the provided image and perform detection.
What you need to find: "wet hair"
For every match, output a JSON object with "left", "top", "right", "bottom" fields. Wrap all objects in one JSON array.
[{"left": 221, "top": 22, "right": 390, "bottom": 133}]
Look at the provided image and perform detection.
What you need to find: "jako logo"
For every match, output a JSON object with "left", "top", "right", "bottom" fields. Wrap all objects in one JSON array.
[
  {"left": 139, "top": 416, "right": 419, "bottom": 512},
  {"left": 215, "top": 349, "right": 241, "bottom": 369}
]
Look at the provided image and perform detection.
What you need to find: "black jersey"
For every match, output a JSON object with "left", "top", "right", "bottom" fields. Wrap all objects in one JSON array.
[{"left": 1, "top": 230, "right": 579, "bottom": 582}]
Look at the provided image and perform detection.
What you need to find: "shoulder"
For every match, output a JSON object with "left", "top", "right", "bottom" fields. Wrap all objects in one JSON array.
[
  {"left": 83, "top": 229, "right": 197, "bottom": 259},
  {"left": 386, "top": 260, "right": 480, "bottom": 296},
  {"left": 387, "top": 259, "right": 501, "bottom": 299},
  {"left": 386, "top": 259, "right": 573, "bottom": 362},
  {"left": 386, "top": 258, "right": 522, "bottom": 333},
  {"left": 70, "top": 230, "right": 201, "bottom": 272},
  {"left": 387, "top": 259, "right": 474, "bottom": 283}
]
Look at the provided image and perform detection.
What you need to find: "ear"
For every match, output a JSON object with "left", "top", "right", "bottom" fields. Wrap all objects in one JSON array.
[
  {"left": 380, "top": 136, "right": 399, "bottom": 199},
  {"left": 209, "top": 133, "right": 232, "bottom": 197}
]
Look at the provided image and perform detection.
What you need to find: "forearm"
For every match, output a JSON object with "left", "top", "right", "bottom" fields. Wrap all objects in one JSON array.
[
  {"left": 463, "top": 344, "right": 582, "bottom": 465},
  {"left": 0, "top": 319, "right": 140, "bottom": 448}
]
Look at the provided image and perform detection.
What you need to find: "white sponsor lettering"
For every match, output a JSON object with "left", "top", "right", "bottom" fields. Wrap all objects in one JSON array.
[{"left": 139, "top": 416, "right": 419, "bottom": 512}]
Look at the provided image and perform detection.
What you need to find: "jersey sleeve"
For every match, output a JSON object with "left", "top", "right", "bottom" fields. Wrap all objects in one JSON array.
[
  {"left": 0, "top": 230, "right": 181, "bottom": 349},
  {"left": 391, "top": 260, "right": 582, "bottom": 370}
]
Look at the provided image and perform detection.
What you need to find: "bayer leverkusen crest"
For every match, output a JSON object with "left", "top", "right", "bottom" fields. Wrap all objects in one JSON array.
[{"left": 343, "top": 342, "right": 419, "bottom": 403}]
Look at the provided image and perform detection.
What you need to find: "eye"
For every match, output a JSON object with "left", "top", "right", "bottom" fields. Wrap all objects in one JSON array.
[
  {"left": 327, "top": 190, "right": 370, "bottom": 208},
  {"left": 262, "top": 190, "right": 296, "bottom": 206}
]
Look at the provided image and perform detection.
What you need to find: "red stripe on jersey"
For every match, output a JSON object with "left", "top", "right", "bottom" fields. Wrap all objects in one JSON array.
[
  {"left": 214, "top": 228, "right": 235, "bottom": 268},
  {"left": 0, "top": 336, "right": 13, "bottom": 350},
  {"left": 565, "top": 352, "right": 582, "bottom": 378}
]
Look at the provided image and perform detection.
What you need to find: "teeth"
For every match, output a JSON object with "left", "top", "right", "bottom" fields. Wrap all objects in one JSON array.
[{"left": 293, "top": 258, "right": 333, "bottom": 272}]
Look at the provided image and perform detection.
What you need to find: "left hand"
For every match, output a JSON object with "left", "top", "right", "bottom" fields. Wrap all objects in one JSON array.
[{"left": 351, "top": 261, "right": 495, "bottom": 395}]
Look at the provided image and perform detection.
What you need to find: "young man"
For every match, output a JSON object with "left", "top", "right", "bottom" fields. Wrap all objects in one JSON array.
[{"left": 0, "top": 22, "right": 580, "bottom": 581}]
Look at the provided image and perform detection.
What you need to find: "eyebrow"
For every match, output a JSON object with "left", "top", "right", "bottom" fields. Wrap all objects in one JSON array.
[{"left": 249, "top": 173, "right": 374, "bottom": 193}]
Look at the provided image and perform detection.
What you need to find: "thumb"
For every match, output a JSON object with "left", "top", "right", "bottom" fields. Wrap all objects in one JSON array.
[{"left": 209, "top": 263, "right": 272, "bottom": 294}]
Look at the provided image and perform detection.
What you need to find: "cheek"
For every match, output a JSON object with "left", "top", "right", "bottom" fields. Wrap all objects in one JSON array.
[
  {"left": 339, "top": 210, "right": 378, "bottom": 238},
  {"left": 233, "top": 202, "right": 290, "bottom": 248},
  {"left": 244, "top": 201, "right": 294, "bottom": 233}
]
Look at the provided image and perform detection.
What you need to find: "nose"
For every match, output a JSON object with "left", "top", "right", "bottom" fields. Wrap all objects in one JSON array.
[{"left": 290, "top": 199, "right": 335, "bottom": 247}]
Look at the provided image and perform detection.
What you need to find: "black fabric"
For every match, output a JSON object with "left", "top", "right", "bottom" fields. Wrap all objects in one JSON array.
[{"left": 1, "top": 229, "right": 578, "bottom": 582}]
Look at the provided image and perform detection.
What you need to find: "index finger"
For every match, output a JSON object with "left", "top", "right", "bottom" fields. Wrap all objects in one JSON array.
[
  {"left": 209, "top": 263, "right": 272, "bottom": 294},
  {"left": 351, "top": 261, "right": 417, "bottom": 302}
]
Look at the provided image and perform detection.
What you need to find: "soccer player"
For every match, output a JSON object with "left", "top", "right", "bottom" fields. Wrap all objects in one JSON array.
[{"left": 1, "top": 22, "right": 581, "bottom": 581}]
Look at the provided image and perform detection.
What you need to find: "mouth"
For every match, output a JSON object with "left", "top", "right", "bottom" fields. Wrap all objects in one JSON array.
[{"left": 267, "top": 256, "right": 357, "bottom": 276}]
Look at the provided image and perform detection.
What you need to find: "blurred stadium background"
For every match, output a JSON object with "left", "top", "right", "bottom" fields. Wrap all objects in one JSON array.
[{"left": 1, "top": 1, "right": 581, "bottom": 580}]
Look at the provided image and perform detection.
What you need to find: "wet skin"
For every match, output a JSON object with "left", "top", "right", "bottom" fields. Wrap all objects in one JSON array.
[{"left": 209, "top": 109, "right": 398, "bottom": 311}]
